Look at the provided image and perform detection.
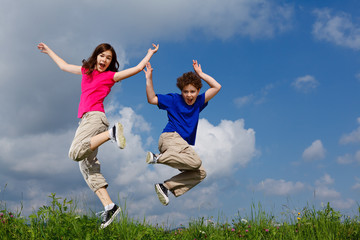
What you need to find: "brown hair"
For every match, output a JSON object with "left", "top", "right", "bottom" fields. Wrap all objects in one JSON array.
[
  {"left": 82, "top": 43, "right": 119, "bottom": 75},
  {"left": 176, "top": 71, "right": 202, "bottom": 90}
]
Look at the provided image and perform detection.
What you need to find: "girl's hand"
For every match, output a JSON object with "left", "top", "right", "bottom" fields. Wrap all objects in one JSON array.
[
  {"left": 37, "top": 42, "right": 50, "bottom": 54},
  {"left": 143, "top": 62, "right": 153, "bottom": 79},
  {"left": 148, "top": 43, "right": 159, "bottom": 54},
  {"left": 193, "top": 60, "right": 203, "bottom": 75}
]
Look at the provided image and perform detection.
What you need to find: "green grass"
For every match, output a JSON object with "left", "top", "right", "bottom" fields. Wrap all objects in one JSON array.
[{"left": 1, "top": 193, "right": 360, "bottom": 239}]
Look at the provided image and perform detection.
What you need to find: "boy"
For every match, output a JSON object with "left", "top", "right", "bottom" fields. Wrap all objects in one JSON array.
[{"left": 143, "top": 60, "right": 221, "bottom": 205}]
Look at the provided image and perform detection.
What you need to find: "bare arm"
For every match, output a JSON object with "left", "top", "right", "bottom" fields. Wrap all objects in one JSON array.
[
  {"left": 113, "top": 44, "right": 159, "bottom": 82},
  {"left": 193, "top": 60, "right": 221, "bottom": 103},
  {"left": 143, "top": 62, "right": 158, "bottom": 105},
  {"left": 37, "top": 42, "right": 82, "bottom": 75}
]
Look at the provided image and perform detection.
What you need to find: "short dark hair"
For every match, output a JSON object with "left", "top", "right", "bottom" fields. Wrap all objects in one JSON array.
[
  {"left": 176, "top": 71, "right": 202, "bottom": 90},
  {"left": 82, "top": 43, "right": 119, "bottom": 75}
]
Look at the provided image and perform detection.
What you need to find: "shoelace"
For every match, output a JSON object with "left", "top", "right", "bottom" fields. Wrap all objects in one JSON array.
[{"left": 96, "top": 210, "right": 106, "bottom": 219}]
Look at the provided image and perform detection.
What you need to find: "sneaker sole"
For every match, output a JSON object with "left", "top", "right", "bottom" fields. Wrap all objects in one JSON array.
[
  {"left": 100, "top": 207, "right": 122, "bottom": 229},
  {"left": 155, "top": 184, "right": 169, "bottom": 206},
  {"left": 115, "top": 122, "right": 126, "bottom": 149},
  {"left": 146, "top": 152, "right": 155, "bottom": 164}
]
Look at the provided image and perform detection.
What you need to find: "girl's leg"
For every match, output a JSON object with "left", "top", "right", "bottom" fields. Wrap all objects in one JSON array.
[
  {"left": 90, "top": 131, "right": 110, "bottom": 151},
  {"left": 69, "top": 112, "right": 110, "bottom": 161},
  {"left": 95, "top": 187, "right": 113, "bottom": 207}
]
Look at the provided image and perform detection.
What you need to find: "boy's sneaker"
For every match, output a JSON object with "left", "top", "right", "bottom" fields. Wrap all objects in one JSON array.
[
  {"left": 146, "top": 152, "right": 162, "bottom": 164},
  {"left": 100, "top": 204, "right": 121, "bottom": 229},
  {"left": 155, "top": 183, "right": 169, "bottom": 206},
  {"left": 110, "top": 122, "right": 126, "bottom": 149}
]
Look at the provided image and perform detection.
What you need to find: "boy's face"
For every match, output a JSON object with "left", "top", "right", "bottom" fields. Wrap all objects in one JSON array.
[{"left": 181, "top": 84, "right": 200, "bottom": 106}]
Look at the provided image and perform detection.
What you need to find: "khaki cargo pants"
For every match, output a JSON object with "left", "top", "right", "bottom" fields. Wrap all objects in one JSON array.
[
  {"left": 68, "top": 111, "right": 109, "bottom": 192},
  {"left": 157, "top": 132, "right": 207, "bottom": 197}
]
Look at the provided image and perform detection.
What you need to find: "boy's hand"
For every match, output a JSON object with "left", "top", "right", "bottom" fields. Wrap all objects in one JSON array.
[
  {"left": 143, "top": 62, "right": 153, "bottom": 79},
  {"left": 148, "top": 43, "right": 159, "bottom": 54},
  {"left": 193, "top": 60, "right": 203, "bottom": 75}
]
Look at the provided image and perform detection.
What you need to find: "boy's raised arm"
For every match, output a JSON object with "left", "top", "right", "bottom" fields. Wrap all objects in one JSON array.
[
  {"left": 193, "top": 60, "right": 221, "bottom": 103},
  {"left": 37, "top": 42, "right": 82, "bottom": 75},
  {"left": 144, "top": 62, "right": 158, "bottom": 105},
  {"left": 114, "top": 44, "right": 159, "bottom": 82}
]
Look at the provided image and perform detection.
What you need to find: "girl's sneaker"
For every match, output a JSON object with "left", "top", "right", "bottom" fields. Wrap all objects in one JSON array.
[
  {"left": 110, "top": 122, "right": 126, "bottom": 149},
  {"left": 99, "top": 204, "right": 121, "bottom": 229}
]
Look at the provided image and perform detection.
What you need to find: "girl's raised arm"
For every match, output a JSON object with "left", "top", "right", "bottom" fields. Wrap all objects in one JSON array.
[
  {"left": 113, "top": 43, "right": 159, "bottom": 82},
  {"left": 37, "top": 42, "right": 82, "bottom": 75}
]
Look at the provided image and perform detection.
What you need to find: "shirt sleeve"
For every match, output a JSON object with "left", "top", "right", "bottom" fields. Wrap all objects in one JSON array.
[
  {"left": 199, "top": 93, "right": 208, "bottom": 112},
  {"left": 157, "top": 93, "right": 175, "bottom": 110}
]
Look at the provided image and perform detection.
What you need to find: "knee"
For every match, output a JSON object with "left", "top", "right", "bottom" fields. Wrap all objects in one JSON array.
[
  {"left": 68, "top": 148, "right": 84, "bottom": 162},
  {"left": 69, "top": 143, "right": 93, "bottom": 162},
  {"left": 193, "top": 160, "right": 202, "bottom": 169},
  {"left": 200, "top": 168, "right": 207, "bottom": 180}
]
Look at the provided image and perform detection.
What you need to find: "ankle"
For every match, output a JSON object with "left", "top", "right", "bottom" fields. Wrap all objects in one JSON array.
[{"left": 105, "top": 203, "right": 115, "bottom": 211}]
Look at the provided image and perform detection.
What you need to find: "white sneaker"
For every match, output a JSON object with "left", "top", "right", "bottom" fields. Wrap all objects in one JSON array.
[
  {"left": 110, "top": 123, "right": 126, "bottom": 149},
  {"left": 146, "top": 152, "right": 161, "bottom": 164}
]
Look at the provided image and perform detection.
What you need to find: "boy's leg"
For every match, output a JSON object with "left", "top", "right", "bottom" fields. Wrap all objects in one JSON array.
[
  {"left": 157, "top": 132, "right": 202, "bottom": 170},
  {"left": 156, "top": 132, "right": 207, "bottom": 197},
  {"left": 164, "top": 165, "right": 206, "bottom": 197}
]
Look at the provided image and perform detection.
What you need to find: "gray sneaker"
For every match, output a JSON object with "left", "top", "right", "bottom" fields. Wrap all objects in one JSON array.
[
  {"left": 110, "top": 122, "right": 126, "bottom": 149},
  {"left": 155, "top": 183, "right": 169, "bottom": 206},
  {"left": 146, "top": 152, "right": 161, "bottom": 164}
]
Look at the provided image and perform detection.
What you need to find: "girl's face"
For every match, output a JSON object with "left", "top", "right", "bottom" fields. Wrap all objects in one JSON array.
[
  {"left": 181, "top": 84, "right": 200, "bottom": 106},
  {"left": 96, "top": 50, "right": 112, "bottom": 72}
]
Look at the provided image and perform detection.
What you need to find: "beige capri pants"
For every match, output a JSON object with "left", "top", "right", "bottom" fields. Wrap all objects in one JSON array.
[
  {"left": 157, "top": 132, "right": 207, "bottom": 197},
  {"left": 68, "top": 111, "right": 109, "bottom": 192}
]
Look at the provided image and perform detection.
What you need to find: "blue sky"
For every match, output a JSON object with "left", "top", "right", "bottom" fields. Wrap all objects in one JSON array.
[{"left": 1, "top": 0, "right": 360, "bottom": 226}]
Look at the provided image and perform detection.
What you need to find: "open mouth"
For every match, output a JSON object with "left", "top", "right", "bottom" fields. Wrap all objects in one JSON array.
[{"left": 186, "top": 99, "right": 194, "bottom": 105}]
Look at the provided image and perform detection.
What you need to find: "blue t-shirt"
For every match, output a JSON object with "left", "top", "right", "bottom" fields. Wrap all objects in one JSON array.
[{"left": 157, "top": 93, "right": 208, "bottom": 145}]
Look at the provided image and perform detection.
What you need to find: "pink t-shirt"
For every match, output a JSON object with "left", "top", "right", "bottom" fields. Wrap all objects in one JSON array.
[{"left": 77, "top": 67, "right": 116, "bottom": 118}]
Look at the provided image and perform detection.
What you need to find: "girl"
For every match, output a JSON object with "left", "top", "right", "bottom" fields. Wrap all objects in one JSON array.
[{"left": 37, "top": 42, "right": 159, "bottom": 228}]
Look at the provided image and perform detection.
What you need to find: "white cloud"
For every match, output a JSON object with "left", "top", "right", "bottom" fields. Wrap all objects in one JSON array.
[
  {"left": 337, "top": 151, "right": 360, "bottom": 165},
  {"left": 234, "top": 84, "right": 274, "bottom": 108},
  {"left": 315, "top": 173, "right": 334, "bottom": 186},
  {"left": 340, "top": 117, "right": 360, "bottom": 144},
  {"left": 292, "top": 75, "right": 319, "bottom": 93},
  {"left": 352, "top": 177, "right": 360, "bottom": 190},
  {"left": 302, "top": 140, "right": 326, "bottom": 161},
  {"left": 255, "top": 179, "right": 305, "bottom": 196},
  {"left": 337, "top": 154, "right": 354, "bottom": 165},
  {"left": 234, "top": 95, "right": 254, "bottom": 108},
  {"left": 313, "top": 174, "right": 356, "bottom": 210},
  {"left": 313, "top": 8, "right": 360, "bottom": 50},
  {"left": 195, "top": 118, "right": 257, "bottom": 177},
  {"left": 355, "top": 73, "right": 360, "bottom": 81},
  {"left": 331, "top": 199, "right": 356, "bottom": 209},
  {"left": 314, "top": 174, "right": 340, "bottom": 199},
  {"left": 315, "top": 186, "right": 341, "bottom": 199}
]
